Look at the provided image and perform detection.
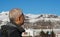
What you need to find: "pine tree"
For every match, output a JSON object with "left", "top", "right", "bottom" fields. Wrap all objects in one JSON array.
[
  {"left": 46, "top": 31, "right": 49, "bottom": 37},
  {"left": 51, "top": 31, "right": 55, "bottom": 37},
  {"left": 40, "top": 31, "right": 46, "bottom": 37}
]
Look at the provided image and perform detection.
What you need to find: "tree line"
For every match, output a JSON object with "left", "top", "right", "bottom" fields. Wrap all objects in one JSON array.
[{"left": 35, "top": 30, "right": 55, "bottom": 37}]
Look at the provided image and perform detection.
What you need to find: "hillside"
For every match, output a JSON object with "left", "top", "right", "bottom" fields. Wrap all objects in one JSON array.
[{"left": 0, "top": 12, "right": 60, "bottom": 29}]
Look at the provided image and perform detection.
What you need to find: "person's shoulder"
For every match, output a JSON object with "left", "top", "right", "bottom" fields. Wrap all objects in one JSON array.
[
  {"left": 19, "top": 27, "right": 25, "bottom": 32},
  {"left": 1, "top": 22, "right": 17, "bottom": 31}
]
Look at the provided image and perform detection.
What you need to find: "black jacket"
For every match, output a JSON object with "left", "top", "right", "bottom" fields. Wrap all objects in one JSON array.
[{"left": 1, "top": 22, "right": 25, "bottom": 37}]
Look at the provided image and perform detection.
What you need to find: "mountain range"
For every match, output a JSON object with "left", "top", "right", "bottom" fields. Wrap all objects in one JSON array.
[{"left": 0, "top": 11, "right": 60, "bottom": 29}]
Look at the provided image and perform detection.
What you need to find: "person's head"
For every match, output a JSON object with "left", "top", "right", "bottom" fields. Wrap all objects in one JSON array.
[{"left": 9, "top": 8, "right": 25, "bottom": 26}]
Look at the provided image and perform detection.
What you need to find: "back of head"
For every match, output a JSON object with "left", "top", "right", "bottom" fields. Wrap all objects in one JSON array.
[{"left": 9, "top": 8, "right": 25, "bottom": 26}]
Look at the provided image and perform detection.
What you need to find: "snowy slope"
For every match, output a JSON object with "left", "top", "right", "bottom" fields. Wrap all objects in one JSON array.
[
  {"left": 0, "top": 11, "right": 60, "bottom": 29},
  {"left": 0, "top": 11, "right": 9, "bottom": 22},
  {"left": 0, "top": 11, "right": 60, "bottom": 23}
]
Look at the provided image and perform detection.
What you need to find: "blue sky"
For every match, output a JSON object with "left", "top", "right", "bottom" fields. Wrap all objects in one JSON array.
[{"left": 0, "top": 0, "right": 60, "bottom": 15}]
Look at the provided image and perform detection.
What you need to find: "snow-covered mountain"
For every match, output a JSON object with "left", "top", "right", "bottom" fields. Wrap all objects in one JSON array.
[
  {"left": 0, "top": 11, "right": 9, "bottom": 21},
  {"left": 0, "top": 11, "right": 60, "bottom": 29},
  {"left": 24, "top": 14, "right": 60, "bottom": 29}
]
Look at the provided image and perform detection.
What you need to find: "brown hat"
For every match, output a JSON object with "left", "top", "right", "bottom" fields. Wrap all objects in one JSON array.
[{"left": 9, "top": 8, "right": 25, "bottom": 26}]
